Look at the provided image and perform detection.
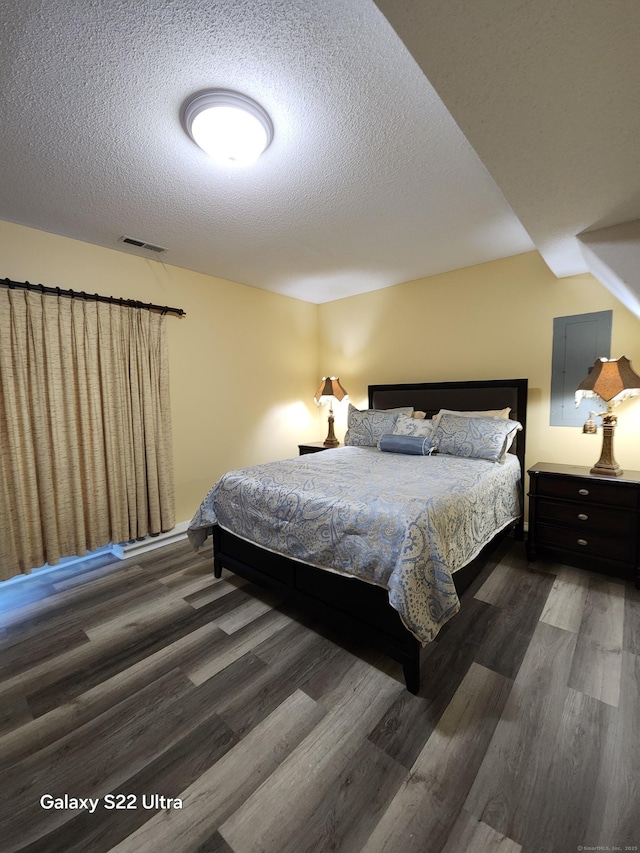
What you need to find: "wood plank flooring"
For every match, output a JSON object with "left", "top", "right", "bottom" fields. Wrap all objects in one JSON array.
[{"left": 0, "top": 537, "right": 638, "bottom": 852}]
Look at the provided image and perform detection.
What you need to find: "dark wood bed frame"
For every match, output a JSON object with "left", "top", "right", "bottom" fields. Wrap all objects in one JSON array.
[{"left": 212, "top": 377, "right": 528, "bottom": 694}]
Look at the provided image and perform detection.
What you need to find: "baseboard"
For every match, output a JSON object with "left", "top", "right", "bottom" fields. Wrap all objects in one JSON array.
[{"left": 121, "top": 520, "right": 190, "bottom": 558}]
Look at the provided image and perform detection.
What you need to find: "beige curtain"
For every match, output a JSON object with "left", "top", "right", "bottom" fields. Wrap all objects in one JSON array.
[{"left": 0, "top": 288, "right": 175, "bottom": 580}]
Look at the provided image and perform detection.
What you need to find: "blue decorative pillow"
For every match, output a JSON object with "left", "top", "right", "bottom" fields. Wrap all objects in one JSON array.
[
  {"left": 378, "top": 434, "right": 435, "bottom": 456},
  {"left": 393, "top": 415, "right": 434, "bottom": 438},
  {"left": 344, "top": 404, "right": 409, "bottom": 447},
  {"left": 432, "top": 414, "right": 522, "bottom": 462}
]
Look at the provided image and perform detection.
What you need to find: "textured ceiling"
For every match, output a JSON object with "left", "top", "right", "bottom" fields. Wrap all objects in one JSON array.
[
  {"left": 0, "top": 1, "right": 638, "bottom": 304},
  {"left": 375, "top": 0, "right": 640, "bottom": 280}
]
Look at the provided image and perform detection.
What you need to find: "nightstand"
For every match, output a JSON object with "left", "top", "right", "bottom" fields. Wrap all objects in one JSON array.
[
  {"left": 298, "top": 441, "right": 339, "bottom": 455},
  {"left": 527, "top": 461, "right": 640, "bottom": 587}
]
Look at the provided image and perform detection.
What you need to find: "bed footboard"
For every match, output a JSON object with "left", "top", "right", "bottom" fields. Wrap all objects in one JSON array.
[
  {"left": 212, "top": 524, "right": 422, "bottom": 693},
  {"left": 211, "top": 524, "right": 513, "bottom": 693}
]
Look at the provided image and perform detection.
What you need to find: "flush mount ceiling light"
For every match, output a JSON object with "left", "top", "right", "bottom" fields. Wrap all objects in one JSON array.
[{"left": 182, "top": 89, "right": 274, "bottom": 166}]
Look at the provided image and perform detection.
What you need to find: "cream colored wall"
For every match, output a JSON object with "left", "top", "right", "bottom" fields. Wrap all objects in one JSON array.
[
  {"left": 5, "top": 223, "right": 639, "bottom": 526},
  {"left": 0, "top": 221, "right": 320, "bottom": 522},
  {"left": 318, "top": 251, "right": 640, "bottom": 475}
]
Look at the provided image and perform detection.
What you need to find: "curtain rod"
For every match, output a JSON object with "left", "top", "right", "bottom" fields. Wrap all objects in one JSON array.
[{"left": 1, "top": 278, "right": 186, "bottom": 317}]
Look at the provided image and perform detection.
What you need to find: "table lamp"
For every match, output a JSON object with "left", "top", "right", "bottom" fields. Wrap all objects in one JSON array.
[
  {"left": 575, "top": 356, "right": 640, "bottom": 476},
  {"left": 314, "top": 376, "right": 347, "bottom": 447}
]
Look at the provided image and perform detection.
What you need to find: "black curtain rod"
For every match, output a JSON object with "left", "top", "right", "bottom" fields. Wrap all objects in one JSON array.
[{"left": 1, "top": 278, "right": 186, "bottom": 317}]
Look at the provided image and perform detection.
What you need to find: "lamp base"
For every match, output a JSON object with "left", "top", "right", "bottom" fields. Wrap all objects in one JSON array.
[
  {"left": 323, "top": 413, "right": 339, "bottom": 447},
  {"left": 591, "top": 418, "right": 623, "bottom": 477},
  {"left": 590, "top": 461, "right": 623, "bottom": 477}
]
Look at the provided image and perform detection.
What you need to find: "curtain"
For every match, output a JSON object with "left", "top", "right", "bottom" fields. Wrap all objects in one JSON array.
[{"left": 0, "top": 289, "right": 175, "bottom": 581}]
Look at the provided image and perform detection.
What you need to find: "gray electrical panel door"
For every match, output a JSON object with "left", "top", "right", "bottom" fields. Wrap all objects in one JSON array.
[{"left": 550, "top": 310, "right": 612, "bottom": 427}]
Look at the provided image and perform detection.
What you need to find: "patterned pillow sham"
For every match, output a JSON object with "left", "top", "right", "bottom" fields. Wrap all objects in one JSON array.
[
  {"left": 432, "top": 414, "right": 522, "bottom": 463},
  {"left": 344, "top": 404, "right": 411, "bottom": 447},
  {"left": 393, "top": 415, "right": 434, "bottom": 438},
  {"left": 431, "top": 406, "right": 511, "bottom": 431},
  {"left": 378, "top": 434, "right": 435, "bottom": 456}
]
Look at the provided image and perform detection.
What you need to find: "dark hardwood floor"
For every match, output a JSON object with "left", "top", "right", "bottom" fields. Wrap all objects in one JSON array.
[{"left": 0, "top": 536, "right": 638, "bottom": 852}]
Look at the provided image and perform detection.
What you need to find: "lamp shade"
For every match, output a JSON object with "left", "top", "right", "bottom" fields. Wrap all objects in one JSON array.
[
  {"left": 575, "top": 356, "right": 640, "bottom": 406},
  {"left": 314, "top": 376, "right": 347, "bottom": 404}
]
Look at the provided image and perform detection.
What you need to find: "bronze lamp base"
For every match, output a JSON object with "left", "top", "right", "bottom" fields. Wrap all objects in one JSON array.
[
  {"left": 590, "top": 414, "right": 622, "bottom": 476},
  {"left": 323, "top": 413, "right": 339, "bottom": 447}
]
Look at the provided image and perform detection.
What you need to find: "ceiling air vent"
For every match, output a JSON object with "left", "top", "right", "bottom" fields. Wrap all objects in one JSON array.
[{"left": 119, "top": 236, "right": 167, "bottom": 253}]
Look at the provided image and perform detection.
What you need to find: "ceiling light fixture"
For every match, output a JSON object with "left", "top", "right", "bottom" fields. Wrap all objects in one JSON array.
[{"left": 182, "top": 89, "right": 274, "bottom": 166}]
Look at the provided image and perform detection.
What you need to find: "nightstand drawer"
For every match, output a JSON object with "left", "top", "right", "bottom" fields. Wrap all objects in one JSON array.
[
  {"left": 536, "top": 523, "right": 635, "bottom": 562},
  {"left": 535, "top": 475, "right": 638, "bottom": 508},
  {"left": 536, "top": 499, "right": 636, "bottom": 536}
]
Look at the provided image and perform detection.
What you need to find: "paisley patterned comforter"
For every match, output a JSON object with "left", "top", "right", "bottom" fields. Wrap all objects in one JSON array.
[{"left": 188, "top": 447, "right": 521, "bottom": 643}]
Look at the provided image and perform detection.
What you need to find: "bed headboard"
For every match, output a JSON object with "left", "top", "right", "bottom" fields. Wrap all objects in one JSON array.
[{"left": 369, "top": 377, "right": 528, "bottom": 505}]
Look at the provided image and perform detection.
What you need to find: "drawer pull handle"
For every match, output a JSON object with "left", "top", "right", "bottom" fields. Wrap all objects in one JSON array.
[
  {"left": 577, "top": 538, "right": 588, "bottom": 546},
  {"left": 577, "top": 513, "right": 589, "bottom": 521},
  {"left": 578, "top": 488, "right": 589, "bottom": 496}
]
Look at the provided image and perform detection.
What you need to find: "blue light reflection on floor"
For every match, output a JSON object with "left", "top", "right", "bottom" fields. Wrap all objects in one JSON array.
[{"left": 0, "top": 545, "right": 122, "bottom": 619}]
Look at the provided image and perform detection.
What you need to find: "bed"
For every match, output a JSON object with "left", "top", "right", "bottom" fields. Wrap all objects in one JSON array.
[{"left": 188, "top": 378, "right": 528, "bottom": 693}]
